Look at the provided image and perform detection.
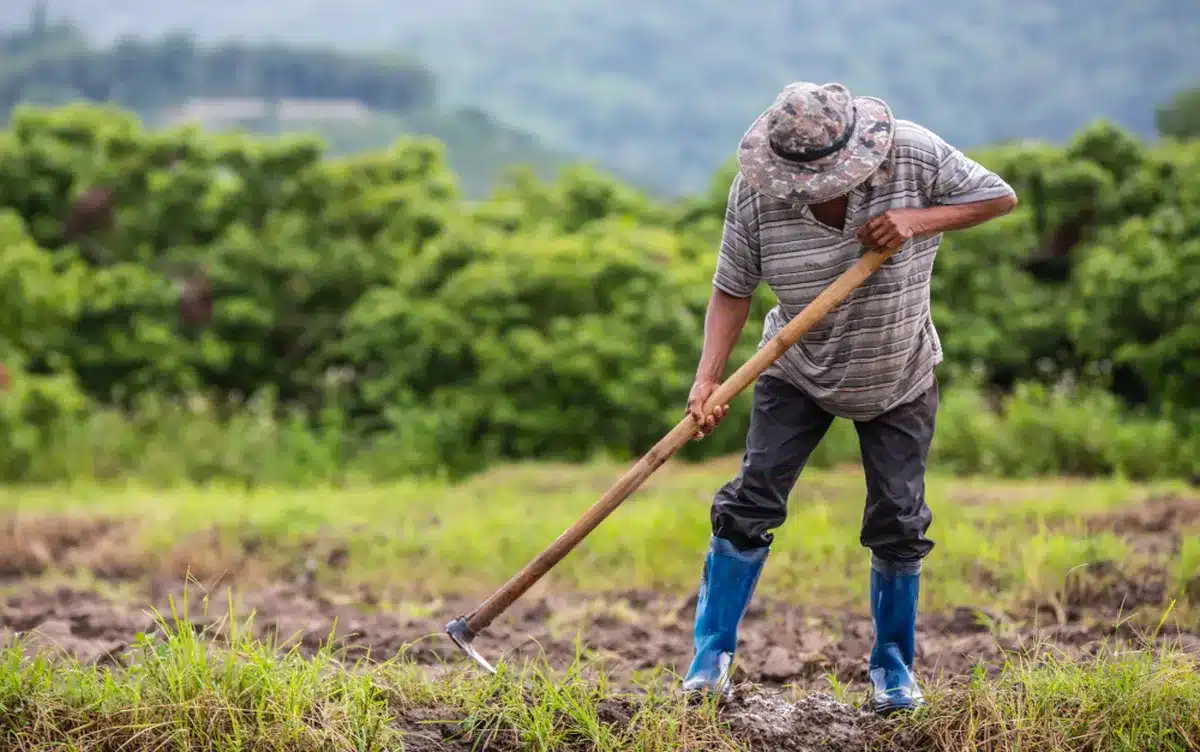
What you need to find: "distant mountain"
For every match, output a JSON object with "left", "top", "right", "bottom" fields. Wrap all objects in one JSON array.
[
  {"left": 6, "top": 0, "right": 1197, "bottom": 195},
  {"left": 0, "top": 14, "right": 569, "bottom": 196}
]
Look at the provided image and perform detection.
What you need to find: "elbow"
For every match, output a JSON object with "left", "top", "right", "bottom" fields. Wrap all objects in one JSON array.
[{"left": 998, "top": 191, "right": 1018, "bottom": 215}]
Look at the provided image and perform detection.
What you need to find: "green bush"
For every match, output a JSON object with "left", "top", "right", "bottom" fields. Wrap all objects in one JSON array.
[
  {"left": 0, "top": 103, "right": 1197, "bottom": 484},
  {"left": 931, "top": 379, "right": 1196, "bottom": 480},
  {"left": 0, "top": 376, "right": 1189, "bottom": 487}
]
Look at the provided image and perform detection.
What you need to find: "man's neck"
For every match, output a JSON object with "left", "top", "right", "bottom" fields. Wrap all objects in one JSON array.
[{"left": 809, "top": 195, "right": 848, "bottom": 231}]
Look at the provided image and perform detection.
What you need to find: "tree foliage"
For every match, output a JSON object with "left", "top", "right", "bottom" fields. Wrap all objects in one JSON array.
[
  {"left": 0, "top": 101, "right": 1197, "bottom": 482},
  {"left": 1156, "top": 85, "right": 1200, "bottom": 141}
]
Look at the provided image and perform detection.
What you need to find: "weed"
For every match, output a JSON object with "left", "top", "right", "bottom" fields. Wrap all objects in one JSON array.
[
  {"left": 896, "top": 636, "right": 1200, "bottom": 752},
  {"left": 1, "top": 598, "right": 1198, "bottom": 751}
]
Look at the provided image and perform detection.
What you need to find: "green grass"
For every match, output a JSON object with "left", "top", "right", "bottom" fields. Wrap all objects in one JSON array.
[
  {"left": 903, "top": 628, "right": 1200, "bottom": 751},
  {"left": 0, "top": 463, "right": 1191, "bottom": 614},
  {"left": 1, "top": 589, "right": 1197, "bottom": 751},
  {"left": 0, "top": 591, "right": 742, "bottom": 751},
  {"left": 1, "top": 462, "right": 1198, "bottom": 750}
]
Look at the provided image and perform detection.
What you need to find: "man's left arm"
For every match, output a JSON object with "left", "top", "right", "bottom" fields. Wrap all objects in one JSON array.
[{"left": 858, "top": 128, "right": 1018, "bottom": 251}]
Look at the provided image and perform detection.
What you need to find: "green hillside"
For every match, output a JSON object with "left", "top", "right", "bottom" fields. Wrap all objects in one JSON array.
[
  {"left": 0, "top": 13, "right": 571, "bottom": 197},
  {"left": 7, "top": 0, "right": 1198, "bottom": 195},
  {"left": 233, "top": 107, "right": 569, "bottom": 198}
]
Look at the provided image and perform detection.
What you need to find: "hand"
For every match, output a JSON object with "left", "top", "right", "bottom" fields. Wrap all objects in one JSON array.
[
  {"left": 856, "top": 208, "right": 925, "bottom": 252},
  {"left": 687, "top": 378, "right": 729, "bottom": 440}
]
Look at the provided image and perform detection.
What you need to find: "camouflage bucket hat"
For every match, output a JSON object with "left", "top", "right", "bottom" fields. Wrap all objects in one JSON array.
[{"left": 738, "top": 81, "right": 895, "bottom": 204}]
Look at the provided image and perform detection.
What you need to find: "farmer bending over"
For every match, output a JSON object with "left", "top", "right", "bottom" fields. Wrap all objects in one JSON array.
[{"left": 683, "top": 81, "right": 1018, "bottom": 714}]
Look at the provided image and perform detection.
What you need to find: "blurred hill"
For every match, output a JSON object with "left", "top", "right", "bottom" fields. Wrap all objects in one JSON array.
[
  {"left": 4, "top": 0, "right": 1198, "bottom": 195},
  {"left": 0, "top": 10, "right": 571, "bottom": 197}
]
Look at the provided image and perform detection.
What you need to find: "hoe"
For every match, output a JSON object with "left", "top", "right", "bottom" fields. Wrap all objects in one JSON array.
[{"left": 446, "top": 244, "right": 900, "bottom": 673}]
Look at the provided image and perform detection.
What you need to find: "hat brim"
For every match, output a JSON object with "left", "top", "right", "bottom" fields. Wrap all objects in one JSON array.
[{"left": 737, "top": 95, "right": 895, "bottom": 204}]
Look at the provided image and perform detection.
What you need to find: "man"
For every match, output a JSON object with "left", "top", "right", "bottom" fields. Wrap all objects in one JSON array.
[{"left": 681, "top": 81, "right": 1017, "bottom": 714}]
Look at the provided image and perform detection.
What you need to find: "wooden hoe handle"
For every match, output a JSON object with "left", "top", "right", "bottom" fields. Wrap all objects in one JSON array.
[{"left": 453, "top": 246, "right": 897, "bottom": 640}]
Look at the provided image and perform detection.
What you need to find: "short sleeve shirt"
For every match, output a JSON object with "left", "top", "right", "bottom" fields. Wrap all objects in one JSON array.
[{"left": 713, "top": 119, "right": 1016, "bottom": 421}]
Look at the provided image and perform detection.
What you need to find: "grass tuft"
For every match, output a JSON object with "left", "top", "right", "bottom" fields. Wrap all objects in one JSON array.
[
  {"left": 894, "top": 629, "right": 1200, "bottom": 752},
  {"left": 3, "top": 596, "right": 1200, "bottom": 751},
  {"left": 0, "top": 590, "right": 746, "bottom": 751}
]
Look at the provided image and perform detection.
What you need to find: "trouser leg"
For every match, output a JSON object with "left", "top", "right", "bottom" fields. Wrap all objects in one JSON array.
[
  {"left": 710, "top": 374, "right": 835, "bottom": 550},
  {"left": 853, "top": 379, "right": 938, "bottom": 714},
  {"left": 683, "top": 374, "right": 833, "bottom": 697}
]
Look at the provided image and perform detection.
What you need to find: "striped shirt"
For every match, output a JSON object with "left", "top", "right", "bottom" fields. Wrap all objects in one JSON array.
[{"left": 714, "top": 119, "right": 1016, "bottom": 421}]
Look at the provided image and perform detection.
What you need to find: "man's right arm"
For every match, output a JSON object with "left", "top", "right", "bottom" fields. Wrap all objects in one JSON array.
[
  {"left": 694, "top": 289, "right": 754, "bottom": 385},
  {"left": 688, "top": 173, "right": 761, "bottom": 438}
]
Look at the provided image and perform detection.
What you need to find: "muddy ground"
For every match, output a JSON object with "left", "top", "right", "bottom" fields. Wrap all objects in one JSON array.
[
  {"left": 4, "top": 577, "right": 1199, "bottom": 689},
  {"left": 3, "top": 494, "right": 1198, "bottom": 686},
  {"left": 0, "top": 494, "right": 1198, "bottom": 750},
  {"left": 4, "top": 584, "right": 1197, "bottom": 752}
]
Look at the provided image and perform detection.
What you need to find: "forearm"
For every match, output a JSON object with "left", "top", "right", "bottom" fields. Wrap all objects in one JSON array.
[
  {"left": 695, "top": 288, "right": 753, "bottom": 382},
  {"left": 915, "top": 194, "right": 1018, "bottom": 234}
]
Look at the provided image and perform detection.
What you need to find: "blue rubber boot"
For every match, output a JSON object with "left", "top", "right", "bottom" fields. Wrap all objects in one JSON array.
[
  {"left": 681, "top": 535, "right": 768, "bottom": 699},
  {"left": 868, "top": 558, "right": 925, "bottom": 715}
]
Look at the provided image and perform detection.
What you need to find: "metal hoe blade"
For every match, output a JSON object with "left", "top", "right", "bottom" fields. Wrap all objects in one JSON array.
[{"left": 446, "top": 616, "right": 497, "bottom": 674}]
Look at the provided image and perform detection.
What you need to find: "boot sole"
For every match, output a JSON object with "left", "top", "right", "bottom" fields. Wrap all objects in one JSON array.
[{"left": 873, "top": 697, "right": 924, "bottom": 716}]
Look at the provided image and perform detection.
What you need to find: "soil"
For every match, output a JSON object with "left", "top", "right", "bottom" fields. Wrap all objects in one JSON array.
[
  {"left": 5, "top": 577, "right": 1197, "bottom": 691},
  {"left": 720, "top": 692, "right": 877, "bottom": 752},
  {"left": 2, "top": 494, "right": 1199, "bottom": 750},
  {"left": 0, "top": 514, "right": 144, "bottom": 579},
  {"left": 1085, "top": 493, "right": 1200, "bottom": 555},
  {"left": 388, "top": 692, "right": 878, "bottom": 752},
  {"left": 8, "top": 583, "right": 1195, "bottom": 751}
]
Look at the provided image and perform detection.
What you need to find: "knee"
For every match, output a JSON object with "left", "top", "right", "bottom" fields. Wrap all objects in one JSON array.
[
  {"left": 710, "top": 479, "right": 787, "bottom": 550},
  {"left": 861, "top": 501, "right": 934, "bottom": 561}
]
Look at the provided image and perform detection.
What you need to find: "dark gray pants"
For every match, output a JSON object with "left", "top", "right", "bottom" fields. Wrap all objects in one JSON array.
[{"left": 711, "top": 373, "right": 937, "bottom": 562}]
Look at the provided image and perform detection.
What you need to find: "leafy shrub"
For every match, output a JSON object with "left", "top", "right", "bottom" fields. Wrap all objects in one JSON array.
[{"left": 0, "top": 104, "right": 1197, "bottom": 484}]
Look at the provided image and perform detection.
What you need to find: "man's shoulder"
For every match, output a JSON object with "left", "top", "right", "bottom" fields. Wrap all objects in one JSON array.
[
  {"left": 892, "top": 119, "right": 946, "bottom": 150},
  {"left": 889, "top": 119, "right": 953, "bottom": 169}
]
